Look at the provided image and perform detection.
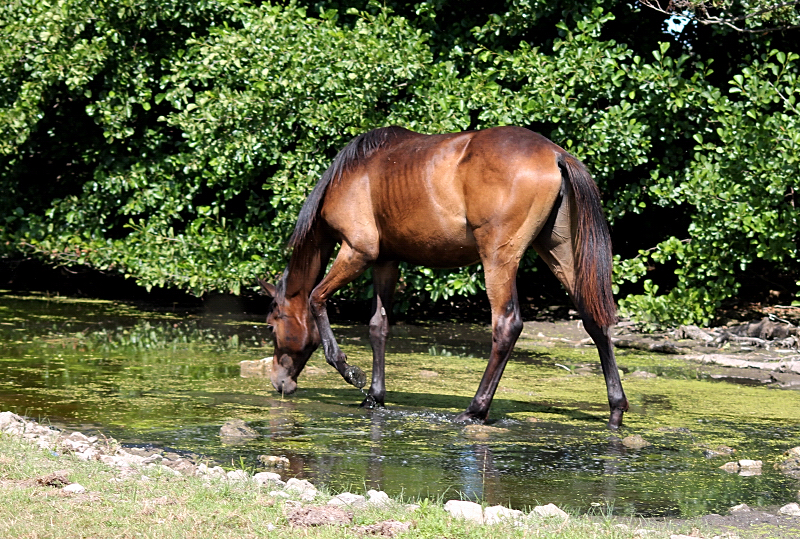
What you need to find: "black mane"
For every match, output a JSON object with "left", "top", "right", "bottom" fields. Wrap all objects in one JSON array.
[{"left": 287, "top": 126, "right": 409, "bottom": 249}]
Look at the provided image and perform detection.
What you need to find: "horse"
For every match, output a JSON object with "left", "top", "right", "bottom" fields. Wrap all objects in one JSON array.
[{"left": 260, "top": 125, "right": 629, "bottom": 429}]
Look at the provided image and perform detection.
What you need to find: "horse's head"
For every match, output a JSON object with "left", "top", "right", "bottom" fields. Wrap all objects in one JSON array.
[{"left": 261, "top": 279, "right": 320, "bottom": 395}]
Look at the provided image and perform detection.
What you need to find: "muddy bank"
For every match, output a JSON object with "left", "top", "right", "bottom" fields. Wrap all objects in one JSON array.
[{"left": 516, "top": 316, "right": 800, "bottom": 389}]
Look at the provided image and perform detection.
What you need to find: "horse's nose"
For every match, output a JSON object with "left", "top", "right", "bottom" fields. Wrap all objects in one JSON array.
[{"left": 272, "top": 377, "right": 297, "bottom": 395}]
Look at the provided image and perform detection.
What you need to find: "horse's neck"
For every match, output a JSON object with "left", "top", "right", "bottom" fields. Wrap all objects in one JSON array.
[{"left": 282, "top": 228, "right": 330, "bottom": 299}]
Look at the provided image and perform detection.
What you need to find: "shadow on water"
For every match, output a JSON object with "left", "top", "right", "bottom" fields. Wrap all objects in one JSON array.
[{"left": 1, "top": 292, "right": 799, "bottom": 517}]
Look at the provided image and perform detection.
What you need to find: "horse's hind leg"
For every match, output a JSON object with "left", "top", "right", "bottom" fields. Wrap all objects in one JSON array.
[
  {"left": 533, "top": 214, "right": 628, "bottom": 429},
  {"left": 456, "top": 246, "right": 524, "bottom": 422},
  {"left": 363, "top": 261, "right": 399, "bottom": 408}
]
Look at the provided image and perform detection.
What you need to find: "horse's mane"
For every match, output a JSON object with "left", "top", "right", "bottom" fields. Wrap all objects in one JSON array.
[{"left": 288, "top": 126, "right": 410, "bottom": 249}]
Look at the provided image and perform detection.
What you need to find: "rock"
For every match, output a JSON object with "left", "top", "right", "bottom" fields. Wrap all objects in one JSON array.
[
  {"left": 219, "top": 419, "right": 258, "bottom": 440},
  {"left": 738, "top": 459, "right": 762, "bottom": 476},
  {"left": 739, "top": 459, "right": 762, "bottom": 468},
  {"left": 63, "top": 483, "right": 86, "bottom": 494},
  {"left": 226, "top": 469, "right": 250, "bottom": 481},
  {"left": 777, "top": 456, "right": 800, "bottom": 479},
  {"left": 287, "top": 505, "right": 352, "bottom": 527},
  {"left": 484, "top": 505, "right": 524, "bottom": 525},
  {"left": 353, "top": 520, "right": 412, "bottom": 537},
  {"left": 285, "top": 477, "right": 318, "bottom": 501},
  {"left": 703, "top": 445, "right": 735, "bottom": 458},
  {"left": 196, "top": 464, "right": 227, "bottom": 478},
  {"left": 444, "top": 500, "right": 484, "bottom": 524},
  {"left": 367, "top": 489, "right": 392, "bottom": 507},
  {"left": 463, "top": 424, "right": 509, "bottom": 440},
  {"left": 258, "top": 454, "right": 290, "bottom": 467},
  {"left": 418, "top": 370, "right": 439, "bottom": 378},
  {"left": 327, "top": 492, "right": 366, "bottom": 507},
  {"left": 779, "top": 502, "right": 800, "bottom": 516},
  {"left": 622, "top": 435, "right": 651, "bottom": 449},
  {"left": 253, "top": 471, "right": 284, "bottom": 487},
  {"left": 532, "top": 503, "right": 569, "bottom": 519},
  {"left": 720, "top": 462, "right": 739, "bottom": 473},
  {"left": 0, "top": 411, "right": 23, "bottom": 431},
  {"left": 269, "top": 490, "right": 290, "bottom": 498},
  {"left": 240, "top": 358, "right": 271, "bottom": 377},
  {"left": 675, "top": 325, "right": 715, "bottom": 342},
  {"left": 730, "top": 503, "right": 751, "bottom": 513}
]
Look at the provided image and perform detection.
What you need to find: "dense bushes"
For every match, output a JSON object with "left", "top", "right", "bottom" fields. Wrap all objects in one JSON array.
[{"left": 1, "top": 0, "right": 798, "bottom": 327}]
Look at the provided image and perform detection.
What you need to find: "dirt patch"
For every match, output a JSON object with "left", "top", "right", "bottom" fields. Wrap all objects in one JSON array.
[
  {"left": 287, "top": 505, "right": 353, "bottom": 527},
  {"left": 33, "top": 470, "right": 71, "bottom": 488}
]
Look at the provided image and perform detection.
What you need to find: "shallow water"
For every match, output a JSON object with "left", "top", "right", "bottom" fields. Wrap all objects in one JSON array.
[{"left": 1, "top": 291, "right": 799, "bottom": 517}]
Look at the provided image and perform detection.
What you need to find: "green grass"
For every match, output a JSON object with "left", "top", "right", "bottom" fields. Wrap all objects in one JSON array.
[{"left": 0, "top": 431, "right": 756, "bottom": 539}]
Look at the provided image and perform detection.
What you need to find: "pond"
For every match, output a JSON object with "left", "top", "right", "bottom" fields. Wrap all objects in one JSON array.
[{"left": 1, "top": 291, "right": 799, "bottom": 518}]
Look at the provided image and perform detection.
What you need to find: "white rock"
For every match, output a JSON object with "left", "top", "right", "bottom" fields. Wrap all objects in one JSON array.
[
  {"left": 285, "top": 477, "right": 317, "bottom": 497},
  {"left": 269, "top": 490, "right": 290, "bottom": 498},
  {"left": 0, "top": 411, "right": 23, "bottom": 430},
  {"left": 779, "top": 502, "right": 800, "bottom": 516},
  {"left": 730, "top": 503, "right": 751, "bottom": 513},
  {"left": 63, "top": 483, "right": 86, "bottom": 494},
  {"left": 253, "top": 472, "right": 284, "bottom": 487},
  {"left": 738, "top": 459, "right": 762, "bottom": 468},
  {"left": 69, "top": 431, "right": 89, "bottom": 441},
  {"left": 405, "top": 504, "right": 421, "bottom": 511},
  {"left": 226, "top": 469, "right": 250, "bottom": 481},
  {"left": 75, "top": 448, "right": 100, "bottom": 461},
  {"left": 328, "top": 492, "right": 366, "bottom": 507},
  {"left": 444, "top": 500, "right": 484, "bottom": 524},
  {"left": 366, "top": 489, "right": 391, "bottom": 507},
  {"left": 532, "top": 503, "right": 569, "bottom": 519},
  {"left": 484, "top": 505, "right": 524, "bottom": 525}
]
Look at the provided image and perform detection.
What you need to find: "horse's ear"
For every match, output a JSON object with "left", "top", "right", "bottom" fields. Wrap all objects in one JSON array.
[{"left": 258, "top": 278, "right": 277, "bottom": 298}]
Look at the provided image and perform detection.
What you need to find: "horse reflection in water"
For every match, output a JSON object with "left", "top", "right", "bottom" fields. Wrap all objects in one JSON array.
[{"left": 261, "top": 126, "right": 628, "bottom": 428}]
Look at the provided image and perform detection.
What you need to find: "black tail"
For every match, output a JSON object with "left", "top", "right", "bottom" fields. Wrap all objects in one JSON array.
[{"left": 557, "top": 153, "right": 617, "bottom": 327}]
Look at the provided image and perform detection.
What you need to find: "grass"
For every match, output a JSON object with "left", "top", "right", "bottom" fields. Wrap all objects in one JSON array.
[{"left": 0, "top": 431, "right": 748, "bottom": 539}]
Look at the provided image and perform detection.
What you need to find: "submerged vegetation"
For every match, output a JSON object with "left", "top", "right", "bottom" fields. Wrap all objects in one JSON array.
[{"left": 1, "top": 293, "right": 799, "bottom": 519}]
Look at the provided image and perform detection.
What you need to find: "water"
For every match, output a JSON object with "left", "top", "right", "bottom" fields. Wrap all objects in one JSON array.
[{"left": 1, "top": 291, "right": 799, "bottom": 517}]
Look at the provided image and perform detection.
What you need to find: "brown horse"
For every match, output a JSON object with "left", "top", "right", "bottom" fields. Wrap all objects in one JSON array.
[{"left": 261, "top": 126, "right": 629, "bottom": 429}]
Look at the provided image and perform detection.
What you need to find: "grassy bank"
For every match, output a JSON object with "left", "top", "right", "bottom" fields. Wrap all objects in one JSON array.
[{"left": 0, "top": 427, "right": 748, "bottom": 539}]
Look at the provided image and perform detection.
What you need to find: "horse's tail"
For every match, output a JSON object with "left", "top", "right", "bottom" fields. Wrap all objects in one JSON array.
[{"left": 557, "top": 152, "right": 617, "bottom": 327}]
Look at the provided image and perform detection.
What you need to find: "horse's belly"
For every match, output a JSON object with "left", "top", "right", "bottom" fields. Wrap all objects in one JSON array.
[{"left": 378, "top": 230, "right": 481, "bottom": 268}]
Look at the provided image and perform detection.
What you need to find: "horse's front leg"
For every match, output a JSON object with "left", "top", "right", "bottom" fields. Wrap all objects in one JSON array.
[
  {"left": 362, "top": 262, "right": 399, "bottom": 408},
  {"left": 309, "top": 243, "right": 373, "bottom": 389}
]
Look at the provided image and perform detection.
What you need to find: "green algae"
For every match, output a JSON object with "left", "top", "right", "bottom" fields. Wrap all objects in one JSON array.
[{"left": 1, "top": 292, "right": 799, "bottom": 518}]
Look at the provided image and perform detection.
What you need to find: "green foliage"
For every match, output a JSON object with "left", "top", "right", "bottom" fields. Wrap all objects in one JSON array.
[{"left": 1, "top": 0, "right": 798, "bottom": 327}]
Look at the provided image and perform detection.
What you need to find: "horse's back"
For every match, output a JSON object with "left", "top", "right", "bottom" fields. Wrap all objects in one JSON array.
[{"left": 319, "top": 126, "right": 565, "bottom": 267}]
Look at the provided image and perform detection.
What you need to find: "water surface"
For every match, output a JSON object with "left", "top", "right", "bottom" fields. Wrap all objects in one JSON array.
[{"left": 1, "top": 291, "right": 799, "bottom": 517}]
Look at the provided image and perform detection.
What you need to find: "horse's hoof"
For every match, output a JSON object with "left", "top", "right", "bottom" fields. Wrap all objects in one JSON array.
[
  {"left": 360, "top": 395, "right": 383, "bottom": 409},
  {"left": 454, "top": 411, "right": 484, "bottom": 423},
  {"left": 608, "top": 408, "right": 625, "bottom": 430},
  {"left": 343, "top": 365, "right": 367, "bottom": 389}
]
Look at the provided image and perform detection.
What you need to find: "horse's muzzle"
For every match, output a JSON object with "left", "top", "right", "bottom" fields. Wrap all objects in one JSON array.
[{"left": 272, "top": 376, "right": 297, "bottom": 395}]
